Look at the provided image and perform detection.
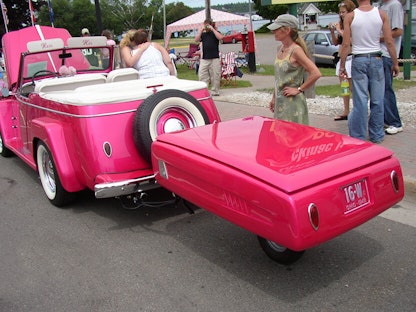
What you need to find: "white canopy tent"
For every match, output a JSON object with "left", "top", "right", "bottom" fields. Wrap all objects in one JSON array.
[{"left": 165, "top": 9, "right": 251, "bottom": 48}]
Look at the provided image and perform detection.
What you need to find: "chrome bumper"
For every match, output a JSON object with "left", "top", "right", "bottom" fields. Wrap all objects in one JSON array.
[{"left": 94, "top": 174, "right": 159, "bottom": 198}]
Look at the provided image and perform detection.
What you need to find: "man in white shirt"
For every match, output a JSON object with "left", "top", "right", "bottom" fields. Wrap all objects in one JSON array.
[
  {"left": 339, "top": 0, "right": 399, "bottom": 143},
  {"left": 381, "top": 0, "right": 404, "bottom": 135}
]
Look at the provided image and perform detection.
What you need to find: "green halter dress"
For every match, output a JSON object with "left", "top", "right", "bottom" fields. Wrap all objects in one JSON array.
[{"left": 273, "top": 46, "right": 308, "bottom": 125}]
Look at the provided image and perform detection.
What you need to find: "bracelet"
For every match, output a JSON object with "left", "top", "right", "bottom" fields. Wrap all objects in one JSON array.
[{"left": 298, "top": 87, "right": 303, "bottom": 93}]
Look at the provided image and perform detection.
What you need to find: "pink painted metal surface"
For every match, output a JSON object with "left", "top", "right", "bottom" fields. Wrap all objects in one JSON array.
[
  {"left": 2, "top": 26, "right": 87, "bottom": 88},
  {"left": 0, "top": 26, "right": 220, "bottom": 200},
  {"left": 152, "top": 116, "right": 404, "bottom": 251}
]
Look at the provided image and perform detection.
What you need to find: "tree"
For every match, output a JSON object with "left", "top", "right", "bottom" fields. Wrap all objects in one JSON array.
[
  {"left": 36, "top": 0, "right": 93, "bottom": 36},
  {"left": 1, "top": 0, "right": 45, "bottom": 31},
  {"left": 72, "top": 0, "right": 97, "bottom": 34},
  {"left": 253, "top": 0, "right": 287, "bottom": 22},
  {"left": 317, "top": 2, "right": 340, "bottom": 14},
  {"left": 165, "top": 2, "right": 193, "bottom": 25},
  {"left": 2, "top": 0, "right": 195, "bottom": 40},
  {"left": 98, "top": 0, "right": 152, "bottom": 36}
]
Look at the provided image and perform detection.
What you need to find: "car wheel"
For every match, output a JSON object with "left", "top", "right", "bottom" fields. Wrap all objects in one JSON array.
[
  {"left": 0, "top": 130, "right": 13, "bottom": 157},
  {"left": 257, "top": 236, "right": 305, "bottom": 265},
  {"left": 411, "top": 48, "right": 416, "bottom": 61},
  {"left": 133, "top": 89, "right": 210, "bottom": 164},
  {"left": 36, "top": 142, "right": 73, "bottom": 207}
]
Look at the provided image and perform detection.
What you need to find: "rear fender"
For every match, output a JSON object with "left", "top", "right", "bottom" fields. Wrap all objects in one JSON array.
[{"left": 31, "top": 117, "right": 84, "bottom": 192}]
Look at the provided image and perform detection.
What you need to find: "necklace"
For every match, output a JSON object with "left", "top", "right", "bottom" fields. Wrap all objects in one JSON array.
[{"left": 280, "top": 43, "right": 292, "bottom": 54}]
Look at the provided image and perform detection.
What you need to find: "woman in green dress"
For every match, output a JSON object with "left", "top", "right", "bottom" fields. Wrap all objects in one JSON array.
[{"left": 268, "top": 14, "right": 321, "bottom": 125}]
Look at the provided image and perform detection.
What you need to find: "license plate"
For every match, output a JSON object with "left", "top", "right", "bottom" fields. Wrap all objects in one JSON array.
[{"left": 341, "top": 178, "right": 370, "bottom": 213}]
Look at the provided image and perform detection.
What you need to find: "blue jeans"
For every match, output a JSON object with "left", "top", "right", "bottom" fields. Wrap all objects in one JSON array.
[
  {"left": 382, "top": 56, "right": 402, "bottom": 128},
  {"left": 349, "top": 56, "right": 385, "bottom": 142}
]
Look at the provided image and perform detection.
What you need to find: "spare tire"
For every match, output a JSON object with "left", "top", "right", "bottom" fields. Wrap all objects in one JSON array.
[{"left": 133, "top": 89, "right": 210, "bottom": 164}]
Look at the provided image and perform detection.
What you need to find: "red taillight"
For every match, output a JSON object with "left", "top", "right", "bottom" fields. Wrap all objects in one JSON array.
[
  {"left": 390, "top": 170, "right": 400, "bottom": 193},
  {"left": 308, "top": 203, "right": 319, "bottom": 231}
]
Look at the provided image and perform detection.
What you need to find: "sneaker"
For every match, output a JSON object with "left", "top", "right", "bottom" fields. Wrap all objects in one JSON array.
[
  {"left": 370, "top": 138, "right": 384, "bottom": 144},
  {"left": 211, "top": 92, "right": 220, "bottom": 96},
  {"left": 385, "top": 126, "right": 403, "bottom": 135}
]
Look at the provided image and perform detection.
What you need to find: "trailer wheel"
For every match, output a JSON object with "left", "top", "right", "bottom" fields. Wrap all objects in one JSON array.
[
  {"left": 133, "top": 89, "right": 210, "bottom": 164},
  {"left": 0, "top": 130, "right": 13, "bottom": 157},
  {"left": 37, "top": 142, "right": 73, "bottom": 207},
  {"left": 257, "top": 236, "right": 305, "bottom": 265}
]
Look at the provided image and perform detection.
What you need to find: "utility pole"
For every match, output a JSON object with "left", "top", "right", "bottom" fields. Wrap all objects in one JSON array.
[
  {"left": 205, "top": 0, "right": 211, "bottom": 20},
  {"left": 163, "top": 0, "right": 166, "bottom": 41},
  {"left": 94, "top": 0, "right": 103, "bottom": 35},
  {"left": 248, "top": 0, "right": 253, "bottom": 30}
]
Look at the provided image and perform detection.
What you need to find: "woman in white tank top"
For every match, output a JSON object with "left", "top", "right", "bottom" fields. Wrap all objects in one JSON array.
[{"left": 131, "top": 29, "right": 176, "bottom": 79}]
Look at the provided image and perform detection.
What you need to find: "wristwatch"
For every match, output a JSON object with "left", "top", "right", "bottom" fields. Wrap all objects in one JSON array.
[{"left": 298, "top": 87, "right": 303, "bottom": 93}]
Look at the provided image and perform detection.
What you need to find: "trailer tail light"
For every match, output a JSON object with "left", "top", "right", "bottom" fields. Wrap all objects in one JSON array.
[
  {"left": 308, "top": 203, "right": 319, "bottom": 231},
  {"left": 391, "top": 170, "right": 400, "bottom": 193},
  {"left": 158, "top": 160, "right": 168, "bottom": 179}
]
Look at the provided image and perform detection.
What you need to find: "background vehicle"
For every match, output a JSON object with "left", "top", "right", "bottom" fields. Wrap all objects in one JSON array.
[
  {"left": 221, "top": 31, "right": 243, "bottom": 44},
  {"left": 303, "top": 30, "right": 339, "bottom": 67}
]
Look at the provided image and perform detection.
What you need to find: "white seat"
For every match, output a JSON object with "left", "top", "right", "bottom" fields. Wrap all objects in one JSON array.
[
  {"left": 35, "top": 74, "right": 106, "bottom": 93},
  {"left": 106, "top": 68, "right": 140, "bottom": 83}
]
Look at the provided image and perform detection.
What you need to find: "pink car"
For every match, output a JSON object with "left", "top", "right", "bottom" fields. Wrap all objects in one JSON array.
[
  {"left": 0, "top": 26, "right": 220, "bottom": 206},
  {"left": 0, "top": 26, "right": 404, "bottom": 264}
]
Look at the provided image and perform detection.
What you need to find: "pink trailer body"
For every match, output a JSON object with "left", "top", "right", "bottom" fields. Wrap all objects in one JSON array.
[{"left": 152, "top": 116, "right": 404, "bottom": 251}]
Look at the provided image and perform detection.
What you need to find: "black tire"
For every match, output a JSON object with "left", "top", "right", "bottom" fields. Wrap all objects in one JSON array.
[
  {"left": 411, "top": 48, "right": 416, "bottom": 62},
  {"left": 133, "top": 89, "right": 210, "bottom": 164},
  {"left": 257, "top": 236, "right": 305, "bottom": 265},
  {"left": 36, "top": 142, "right": 74, "bottom": 207},
  {"left": 0, "top": 130, "right": 13, "bottom": 157}
]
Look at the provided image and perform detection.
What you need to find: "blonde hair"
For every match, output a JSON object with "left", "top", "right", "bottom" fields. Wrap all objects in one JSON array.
[
  {"left": 281, "top": 26, "right": 310, "bottom": 58},
  {"left": 119, "top": 29, "right": 137, "bottom": 48}
]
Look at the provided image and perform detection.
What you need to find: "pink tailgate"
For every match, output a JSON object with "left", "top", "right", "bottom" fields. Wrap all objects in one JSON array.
[{"left": 152, "top": 116, "right": 404, "bottom": 251}]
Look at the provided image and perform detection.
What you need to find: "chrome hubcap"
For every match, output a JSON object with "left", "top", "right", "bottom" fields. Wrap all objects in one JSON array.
[
  {"left": 164, "top": 118, "right": 186, "bottom": 133},
  {"left": 41, "top": 150, "right": 56, "bottom": 193},
  {"left": 267, "top": 240, "right": 287, "bottom": 252}
]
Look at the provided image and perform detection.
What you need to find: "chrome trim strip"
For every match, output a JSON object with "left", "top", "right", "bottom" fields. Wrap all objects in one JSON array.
[
  {"left": 16, "top": 96, "right": 137, "bottom": 118},
  {"left": 94, "top": 174, "right": 159, "bottom": 198},
  {"left": 197, "top": 96, "right": 212, "bottom": 101},
  {"left": 16, "top": 90, "right": 209, "bottom": 118}
]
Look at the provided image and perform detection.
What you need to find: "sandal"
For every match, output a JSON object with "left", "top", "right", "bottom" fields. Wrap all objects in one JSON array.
[{"left": 334, "top": 115, "right": 348, "bottom": 121}]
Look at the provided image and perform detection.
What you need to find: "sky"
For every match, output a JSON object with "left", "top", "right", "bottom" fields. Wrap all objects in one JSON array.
[{"left": 165, "top": 0, "right": 246, "bottom": 8}]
